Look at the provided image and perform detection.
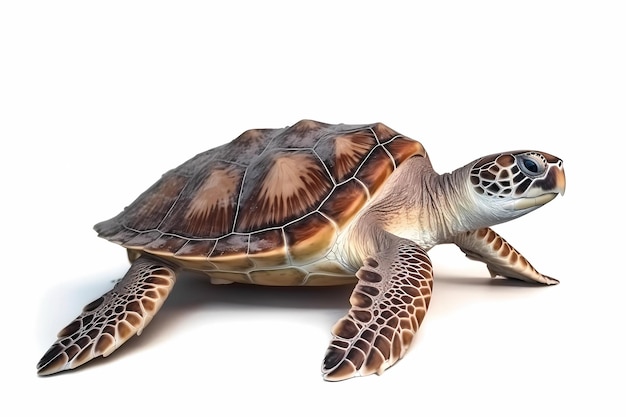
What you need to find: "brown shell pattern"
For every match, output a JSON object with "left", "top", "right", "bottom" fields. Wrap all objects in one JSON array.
[{"left": 95, "top": 120, "right": 425, "bottom": 276}]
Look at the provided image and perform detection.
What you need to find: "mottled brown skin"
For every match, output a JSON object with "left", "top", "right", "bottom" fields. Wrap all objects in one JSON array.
[{"left": 37, "top": 120, "right": 565, "bottom": 379}]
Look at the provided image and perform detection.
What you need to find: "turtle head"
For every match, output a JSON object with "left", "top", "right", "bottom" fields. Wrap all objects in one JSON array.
[{"left": 468, "top": 150, "right": 565, "bottom": 218}]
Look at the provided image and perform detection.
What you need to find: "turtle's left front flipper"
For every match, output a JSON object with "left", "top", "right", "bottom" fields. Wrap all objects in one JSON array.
[
  {"left": 37, "top": 256, "right": 177, "bottom": 375},
  {"left": 453, "top": 227, "right": 559, "bottom": 285},
  {"left": 322, "top": 239, "right": 433, "bottom": 381}
]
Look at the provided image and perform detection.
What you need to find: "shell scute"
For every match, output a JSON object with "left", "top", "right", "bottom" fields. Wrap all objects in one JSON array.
[
  {"left": 284, "top": 212, "right": 336, "bottom": 265},
  {"left": 143, "top": 235, "right": 188, "bottom": 256},
  {"left": 124, "top": 231, "right": 163, "bottom": 249},
  {"left": 202, "top": 128, "right": 277, "bottom": 166},
  {"left": 235, "top": 150, "right": 333, "bottom": 233},
  {"left": 319, "top": 179, "right": 369, "bottom": 228},
  {"left": 370, "top": 122, "right": 400, "bottom": 142},
  {"left": 315, "top": 131, "right": 377, "bottom": 183},
  {"left": 383, "top": 136, "right": 427, "bottom": 166},
  {"left": 354, "top": 146, "right": 395, "bottom": 195},
  {"left": 250, "top": 268, "right": 307, "bottom": 286},
  {"left": 210, "top": 254, "right": 254, "bottom": 270},
  {"left": 248, "top": 228, "right": 284, "bottom": 254},
  {"left": 173, "top": 239, "right": 216, "bottom": 260},
  {"left": 305, "top": 274, "right": 357, "bottom": 286},
  {"left": 210, "top": 233, "right": 250, "bottom": 258},
  {"left": 266, "top": 119, "right": 332, "bottom": 149},
  {"left": 101, "top": 227, "right": 137, "bottom": 245},
  {"left": 109, "top": 174, "right": 188, "bottom": 232},
  {"left": 160, "top": 162, "right": 245, "bottom": 238},
  {"left": 248, "top": 229, "right": 289, "bottom": 267}
]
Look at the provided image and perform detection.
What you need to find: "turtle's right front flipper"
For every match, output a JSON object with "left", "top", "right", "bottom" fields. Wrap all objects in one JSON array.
[
  {"left": 322, "top": 239, "right": 433, "bottom": 381},
  {"left": 37, "top": 256, "right": 177, "bottom": 376}
]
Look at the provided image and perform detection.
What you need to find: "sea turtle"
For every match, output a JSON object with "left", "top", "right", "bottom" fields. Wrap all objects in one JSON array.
[{"left": 37, "top": 120, "right": 566, "bottom": 381}]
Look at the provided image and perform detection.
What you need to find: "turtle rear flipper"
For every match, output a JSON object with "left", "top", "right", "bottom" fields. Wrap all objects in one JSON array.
[
  {"left": 37, "top": 256, "right": 177, "bottom": 375},
  {"left": 322, "top": 238, "right": 433, "bottom": 381}
]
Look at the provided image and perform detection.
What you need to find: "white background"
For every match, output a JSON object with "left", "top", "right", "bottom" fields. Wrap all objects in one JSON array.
[{"left": 2, "top": 1, "right": 624, "bottom": 415}]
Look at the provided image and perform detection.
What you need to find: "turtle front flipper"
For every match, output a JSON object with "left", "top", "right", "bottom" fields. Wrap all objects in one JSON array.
[
  {"left": 37, "top": 256, "right": 177, "bottom": 376},
  {"left": 452, "top": 227, "right": 559, "bottom": 285},
  {"left": 322, "top": 239, "right": 433, "bottom": 381}
]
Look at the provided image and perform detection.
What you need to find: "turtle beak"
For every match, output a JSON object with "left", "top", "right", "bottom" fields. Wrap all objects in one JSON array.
[
  {"left": 554, "top": 162, "right": 566, "bottom": 196},
  {"left": 543, "top": 160, "right": 566, "bottom": 197},
  {"left": 510, "top": 193, "right": 559, "bottom": 210},
  {"left": 508, "top": 161, "right": 566, "bottom": 211}
]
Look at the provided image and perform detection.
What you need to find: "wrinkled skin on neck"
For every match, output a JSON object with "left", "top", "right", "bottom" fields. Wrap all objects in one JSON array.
[
  {"left": 339, "top": 154, "right": 553, "bottom": 271},
  {"left": 340, "top": 156, "right": 466, "bottom": 268}
]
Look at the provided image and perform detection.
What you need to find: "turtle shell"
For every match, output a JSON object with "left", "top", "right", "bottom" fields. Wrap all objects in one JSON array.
[{"left": 95, "top": 120, "right": 425, "bottom": 285}]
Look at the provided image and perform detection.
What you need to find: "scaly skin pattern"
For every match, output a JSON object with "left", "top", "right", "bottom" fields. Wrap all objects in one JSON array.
[
  {"left": 322, "top": 238, "right": 433, "bottom": 381},
  {"left": 453, "top": 228, "right": 559, "bottom": 285},
  {"left": 37, "top": 257, "right": 177, "bottom": 375}
]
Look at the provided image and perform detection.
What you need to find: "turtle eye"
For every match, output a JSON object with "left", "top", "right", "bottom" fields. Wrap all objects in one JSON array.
[
  {"left": 523, "top": 158, "right": 538, "bottom": 173},
  {"left": 517, "top": 153, "right": 546, "bottom": 177}
]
